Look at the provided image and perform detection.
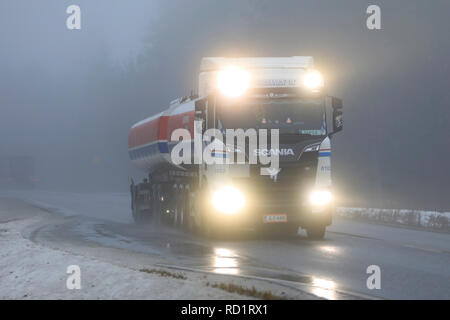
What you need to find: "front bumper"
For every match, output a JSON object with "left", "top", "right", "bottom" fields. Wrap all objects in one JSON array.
[{"left": 204, "top": 199, "right": 333, "bottom": 229}]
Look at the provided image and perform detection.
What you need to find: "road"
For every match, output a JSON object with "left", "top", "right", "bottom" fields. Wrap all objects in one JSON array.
[{"left": 1, "top": 190, "right": 449, "bottom": 299}]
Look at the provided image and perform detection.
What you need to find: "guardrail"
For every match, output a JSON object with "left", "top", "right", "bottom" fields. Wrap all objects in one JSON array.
[{"left": 336, "top": 207, "right": 450, "bottom": 233}]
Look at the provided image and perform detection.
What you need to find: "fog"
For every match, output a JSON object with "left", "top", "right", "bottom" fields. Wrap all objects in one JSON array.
[{"left": 0, "top": 0, "right": 449, "bottom": 210}]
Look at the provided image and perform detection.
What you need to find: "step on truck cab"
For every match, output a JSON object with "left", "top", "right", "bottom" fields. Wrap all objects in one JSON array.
[{"left": 128, "top": 56, "right": 343, "bottom": 239}]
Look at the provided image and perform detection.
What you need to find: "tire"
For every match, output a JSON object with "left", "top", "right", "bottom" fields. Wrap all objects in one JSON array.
[
  {"left": 151, "top": 184, "right": 162, "bottom": 225},
  {"left": 175, "top": 191, "right": 184, "bottom": 228},
  {"left": 198, "top": 203, "right": 217, "bottom": 239},
  {"left": 201, "top": 218, "right": 217, "bottom": 239},
  {"left": 131, "top": 186, "right": 140, "bottom": 223},
  {"left": 187, "top": 192, "right": 198, "bottom": 233},
  {"left": 181, "top": 190, "right": 191, "bottom": 230},
  {"left": 306, "top": 225, "right": 326, "bottom": 240},
  {"left": 132, "top": 201, "right": 140, "bottom": 223},
  {"left": 140, "top": 209, "right": 153, "bottom": 223},
  {"left": 196, "top": 182, "right": 215, "bottom": 238},
  {"left": 132, "top": 201, "right": 152, "bottom": 224}
]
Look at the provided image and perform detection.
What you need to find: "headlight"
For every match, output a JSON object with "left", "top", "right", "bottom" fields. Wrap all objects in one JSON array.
[
  {"left": 217, "top": 66, "right": 250, "bottom": 98},
  {"left": 211, "top": 186, "right": 246, "bottom": 214},
  {"left": 303, "top": 70, "right": 324, "bottom": 90},
  {"left": 309, "top": 190, "right": 332, "bottom": 206}
]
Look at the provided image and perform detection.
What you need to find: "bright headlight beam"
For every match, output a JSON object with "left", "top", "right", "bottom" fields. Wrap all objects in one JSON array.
[
  {"left": 309, "top": 190, "right": 332, "bottom": 206},
  {"left": 217, "top": 66, "right": 250, "bottom": 98},
  {"left": 303, "top": 70, "right": 324, "bottom": 90},
  {"left": 211, "top": 186, "right": 245, "bottom": 214}
]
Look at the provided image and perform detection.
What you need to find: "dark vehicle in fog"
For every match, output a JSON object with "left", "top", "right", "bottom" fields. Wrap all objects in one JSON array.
[{"left": 0, "top": 156, "right": 37, "bottom": 189}]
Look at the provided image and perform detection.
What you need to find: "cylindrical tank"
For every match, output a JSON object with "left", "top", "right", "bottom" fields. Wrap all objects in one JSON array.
[{"left": 128, "top": 98, "right": 195, "bottom": 173}]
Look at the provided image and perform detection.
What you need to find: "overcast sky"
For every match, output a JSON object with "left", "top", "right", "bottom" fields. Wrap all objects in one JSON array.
[{"left": 0, "top": 0, "right": 449, "bottom": 209}]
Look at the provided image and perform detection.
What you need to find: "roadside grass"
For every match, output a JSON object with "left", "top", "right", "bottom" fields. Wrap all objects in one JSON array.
[
  {"left": 139, "top": 268, "right": 287, "bottom": 299},
  {"left": 206, "top": 282, "right": 287, "bottom": 300},
  {"left": 139, "top": 268, "right": 187, "bottom": 280}
]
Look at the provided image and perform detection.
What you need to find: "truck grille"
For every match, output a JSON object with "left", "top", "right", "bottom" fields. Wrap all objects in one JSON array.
[{"left": 233, "top": 163, "right": 317, "bottom": 210}]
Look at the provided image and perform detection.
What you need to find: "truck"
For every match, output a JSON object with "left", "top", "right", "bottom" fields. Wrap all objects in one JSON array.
[
  {"left": 128, "top": 56, "right": 343, "bottom": 239},
  {"left": 0, "top": 156, "right": 37, "bottom": 189}
]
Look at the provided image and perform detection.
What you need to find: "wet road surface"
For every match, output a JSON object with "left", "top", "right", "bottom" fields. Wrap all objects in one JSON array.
[{"left": 2, "top": 190, "right": 449, "bottom": 299}]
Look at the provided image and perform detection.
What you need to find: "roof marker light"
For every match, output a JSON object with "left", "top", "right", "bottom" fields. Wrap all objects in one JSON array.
[
  {"left": 217, "top": 66, "right": 250, "bottom": 98},
  {"left": 303, "top": 70, "right": 324, "bottom": 91}
]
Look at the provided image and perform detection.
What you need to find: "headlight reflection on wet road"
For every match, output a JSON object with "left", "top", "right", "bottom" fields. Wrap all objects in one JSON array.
[
  {"left": 212, "top": 248, "right": 239, "bottom": 275},
  {"left": 311, "top": 277, "right": 337, "bottom": 300}
]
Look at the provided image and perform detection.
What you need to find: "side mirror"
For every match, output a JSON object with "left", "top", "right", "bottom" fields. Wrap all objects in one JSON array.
[
  {"left": 195, "top": 98, "right": 207, "bottom": 133},
  {"left": 326, "top": 96, "right": 343, "bottom": 136},
  {"left": 333, "top": 110, "right": 343, "bottom": 133},
  {"left": 195, "top": 99, "right": 206, "bottom": 120},
  {"left": 331, "top": 97, "right": 343, "bottom": 110}
]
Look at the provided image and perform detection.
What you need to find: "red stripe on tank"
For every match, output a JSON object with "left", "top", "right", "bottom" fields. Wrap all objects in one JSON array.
[
  {"left": 128, "top": 117, "right": 160, "bottom": 149},
  {"left": 158, "top": 116, "right": 169, "bottom": 140}
]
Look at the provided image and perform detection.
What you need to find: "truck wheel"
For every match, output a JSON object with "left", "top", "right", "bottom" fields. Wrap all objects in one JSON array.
[
  {"left": 198, "top": 204, "right": 217, "bottom": 238},
  {"left": 187, "top": 192, "right": 198, "bottom": 233},
  {"left": 151, "top": 185, "right": 162, "bottom": 225},
  {"left": 198, "top": 197, "right": 221, "bottom": 238},
  {"left": 201, "top": 215, "right": 228, "bottom": 239},
  {"left": 132, "top": 201, "right": 140, "bottom": 223},
  {"left": 181, "top": 190, "right": 190, "bottom": 230},
  {"left": 306, "top": 225, "right": 326, "bottom": 240},
  {"left": 201, "top": 218, "right": 216, "bottom": 239},
  {"left": 131, "top": 186, "right": 140, "bottom": 223},
  {"left": 175, "top": 191, "right": 184, "bottom": 228}
]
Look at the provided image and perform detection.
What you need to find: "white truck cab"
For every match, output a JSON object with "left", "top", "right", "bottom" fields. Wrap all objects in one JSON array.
[{"left": 129, "top": 56, "right": 343, "bottom": 239}]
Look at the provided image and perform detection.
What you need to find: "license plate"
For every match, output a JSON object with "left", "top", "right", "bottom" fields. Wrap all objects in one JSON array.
[{"left": 263, "top": 214, "right": 288, "bottom": 223}]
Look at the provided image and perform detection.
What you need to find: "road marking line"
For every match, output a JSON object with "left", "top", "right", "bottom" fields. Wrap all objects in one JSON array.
[
  {"left": 329, "top": 231, "right": 449, "bottom": 254},
  {"left": 155, "top": 263, "right": 382, "bottom": 300},
  {"left": 402, "top": 244, "right": 450, "bottom": 254}
]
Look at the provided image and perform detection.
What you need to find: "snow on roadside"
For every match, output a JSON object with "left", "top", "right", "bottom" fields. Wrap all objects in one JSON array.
[
  {"left": 0, "top": 199, "right": 310, "bottom": 300},
  {"left": 337, "top": 207, "right": 450, "bottom": 232},
  {"left": 0, "top": 217, "right": 249, "bottom": 299}
]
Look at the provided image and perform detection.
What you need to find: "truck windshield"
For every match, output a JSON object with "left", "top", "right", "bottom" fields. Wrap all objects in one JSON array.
[{"left": 217, "top": 97, "right": 326, "bottom": 136}]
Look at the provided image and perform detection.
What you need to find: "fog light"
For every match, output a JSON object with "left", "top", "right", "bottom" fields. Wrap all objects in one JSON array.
[
  {"left": 309, "top": 190, "right": 332, "bottom": 206},
  {"left": 211, "top": 186, "right": 245, "bottom": 214}
]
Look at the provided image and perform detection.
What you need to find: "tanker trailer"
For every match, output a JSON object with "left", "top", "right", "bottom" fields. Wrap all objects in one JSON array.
[{"left": 128, "top": 56, "right": 344, "bottom": 239}]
